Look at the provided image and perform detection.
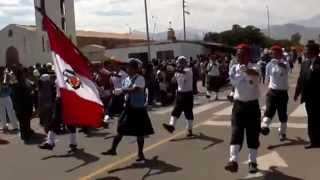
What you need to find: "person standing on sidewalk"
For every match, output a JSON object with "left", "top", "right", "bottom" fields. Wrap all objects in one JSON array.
[{"left": 294, "top": 41, "right": 320, "bottom": 149}]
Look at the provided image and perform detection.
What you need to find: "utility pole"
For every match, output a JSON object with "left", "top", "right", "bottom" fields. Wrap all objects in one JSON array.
[
  {"left": 144, "top": 0, "right": 151, "bottom": 62},
  {"left": 183, "top": 0, "right": 186, "bottom": 41},
  {"left": 183, "top": 0, "right": 190, "bottom": 41},
  {"left": 267, "top": 6, "right": 271, "bottom": 38}
]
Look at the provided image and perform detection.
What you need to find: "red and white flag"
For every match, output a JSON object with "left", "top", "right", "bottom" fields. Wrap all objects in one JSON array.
[{"left": 43, "top": 15, "right": 104, "bottom": 128}]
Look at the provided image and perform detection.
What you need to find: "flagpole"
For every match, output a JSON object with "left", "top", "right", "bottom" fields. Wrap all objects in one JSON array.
[
  {"left": 144, "top": 0, "right": 151, "bottom": 62},
  {"left": 266, "top": 5, "right": 271, "bottom": 38}
]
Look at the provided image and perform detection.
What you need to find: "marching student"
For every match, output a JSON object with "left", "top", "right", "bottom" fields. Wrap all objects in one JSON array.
[
  {"left": 206, "top": 55, "right": 221, "bottom": 101},
  {"left": 225, "top": 44, "right": 261, "bottom": 174},
  {"left": 102, "top": 59, "right": 154, "bottom": 162},
  {"left": 261, "top": 45, "right": 290, "bottom": 141},
  {"left": 294, "top": 41, "right": 320, "bottom": 149},
  {"left": 162, "top": 56, "right": 194, "bottom": 137},
  {"left": 39, "top": 81, "right": 78, "bottom": 153}
]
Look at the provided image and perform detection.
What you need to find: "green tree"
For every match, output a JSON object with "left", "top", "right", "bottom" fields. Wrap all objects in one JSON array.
[{"left": 291, "top": 33, "right": 302, "bottom": 45}]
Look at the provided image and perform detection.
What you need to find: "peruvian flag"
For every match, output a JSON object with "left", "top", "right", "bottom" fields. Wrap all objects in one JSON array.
[{"left": 43, "top": 14, "right": 104, "bottom": 128}]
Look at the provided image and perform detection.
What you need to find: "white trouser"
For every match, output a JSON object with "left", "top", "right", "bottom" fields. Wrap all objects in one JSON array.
[
  {"left": 169, "top": 116, "right": 193, "bottom": 130},
  {"left": 47, "top": 131, "right": 77, "bottom": 145},
  {"left": 0, "top": 96, "right": 18, "bottom": 129}
]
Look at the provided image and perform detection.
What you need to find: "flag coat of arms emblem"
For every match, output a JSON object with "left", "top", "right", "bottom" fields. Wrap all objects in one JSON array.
[{"left": 43, "top": 14, "right": 104, "bottom": 128}]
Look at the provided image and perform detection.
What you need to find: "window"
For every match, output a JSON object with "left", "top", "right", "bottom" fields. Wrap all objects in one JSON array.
[
  {"left": 60, "top": 0, "right": 66, "bottom": 16},
  {"left": 8, "top": 30, "right": 13, "bottom": 37},
  {"left": 42, "top": 36, "right": 45, "bottom": 52},
  {"left": 61, "top": 17, "right": 66, "bottom": 32},
  {"left": 156, "top": 50, "right": 174, "bottom": 60},
  {"left": 128, "top": 52, "right": 148, "bottom": 64}
]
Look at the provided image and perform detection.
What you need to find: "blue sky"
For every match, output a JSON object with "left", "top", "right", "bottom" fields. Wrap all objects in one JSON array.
[{"left": 0, "top": 0, "right": 319, "bottom": 33}]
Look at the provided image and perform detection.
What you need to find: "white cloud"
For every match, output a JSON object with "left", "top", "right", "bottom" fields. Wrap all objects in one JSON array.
[{"left": 0, "top": 0, "right": 320, "bottom": 33}]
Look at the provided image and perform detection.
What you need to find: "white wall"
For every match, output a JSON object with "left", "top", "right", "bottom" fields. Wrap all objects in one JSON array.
[
  {"left": 0, "top": 25, "right": 52, "bottom": 67},
  {"left": 105, "top": 42, "right": 208, "bottom": 62}
]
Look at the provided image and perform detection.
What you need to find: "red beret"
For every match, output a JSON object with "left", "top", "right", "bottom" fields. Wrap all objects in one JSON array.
[
  {"left": 271, "top": 44, "right": 283, "bottom": 51},
  {"left": 236, "top": 43, "right": 250, "bottom": 49}
]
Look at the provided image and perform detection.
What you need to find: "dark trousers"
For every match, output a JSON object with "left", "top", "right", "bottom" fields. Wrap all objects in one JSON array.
[
  {"left": 231, "top": 100, "right": 261, "bottom": 149},
  {"left": 107, "top": 94, "right": 124, "bottom": 117},
  {"left": 17, "top": 110, "right": 33, "bottom": 141},
  {"left": 47, "top": 99, "right": 76, "bottom": 134},
  {"left": 305, "top": 101, "right": 320, "bottom": 145},
  {"left": 264, "top": 89, "right": 289, "bottom": 123},
  {"left": 171, "top": 91, "right": 194, "bottom": 120}
]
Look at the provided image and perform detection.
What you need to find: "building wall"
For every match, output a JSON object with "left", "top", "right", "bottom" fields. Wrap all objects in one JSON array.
[
  {"left": 35, "top": 0, "right": 76, "bottom": 43},
  {"left": 105, "top": 42, "right": 208, "bottom": 62},
  {"left": 0, "top": 25, "right": 52, "bottom": 67}
]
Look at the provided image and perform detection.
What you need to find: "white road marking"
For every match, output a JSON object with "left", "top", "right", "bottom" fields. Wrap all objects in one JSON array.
[
  {"left": 243, "top": 151, "right": 288, "bottom": 171},
  {"left": 194, "top": 102, "right": 225, "bottom": 114},
  {"left": 290, "top": 103, "right": 307, "bottom": 118},
  {"left": 203, "top": 120, "right": 307, "bottom": 129},
  {"left": 213, "top": 105, "right": 266, "bottom": 116}
]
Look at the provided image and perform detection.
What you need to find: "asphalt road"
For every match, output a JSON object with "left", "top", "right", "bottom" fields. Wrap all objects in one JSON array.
[{"left": 0, "top": 66, "right": 318, "bottom": 180}]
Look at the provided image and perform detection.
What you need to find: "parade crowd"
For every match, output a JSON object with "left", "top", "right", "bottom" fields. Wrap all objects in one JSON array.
[{"left": 0, "top": 40, "right": 319, "bottom": 174}]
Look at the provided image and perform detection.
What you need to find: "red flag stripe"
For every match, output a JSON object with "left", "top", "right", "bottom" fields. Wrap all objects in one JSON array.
[
  {"left": 43, "top": 16, "right": 92, "bottom": 80},
  {"left": 60, "top": 89, "right": 104, "bottom": 128}
]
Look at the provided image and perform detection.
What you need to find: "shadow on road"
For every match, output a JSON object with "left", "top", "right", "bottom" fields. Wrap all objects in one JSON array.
[
  {"left": 25, "top": 132, "right": 46, "bottom": 145},
  {"left": 96, "top": 177, "right": 121, "bottom": 180},
  {"left": 86, "top": 132, "right": 111, "bottom": 138},
  {"left": 267, "top": 137, "right": 308, "bottom": 150},
  {"left": 0, "top": 138, "right": 9, "bottom": 145},
  {"left": 239, "top": 166, "right": 303, "bottom": 180},
  {"left": 41, "top": 148, "right": 100, "bottom": 172},
  {"left": 108, "top": 156, "right": 182, "bottom": 180},
  {"left": 170, "top": 132, "right": 224, "bottom": 150}
]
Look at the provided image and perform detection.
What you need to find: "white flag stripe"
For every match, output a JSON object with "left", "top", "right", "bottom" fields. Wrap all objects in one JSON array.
[{"left": 52, "top": 53, "right": 103, "bottom": 105}]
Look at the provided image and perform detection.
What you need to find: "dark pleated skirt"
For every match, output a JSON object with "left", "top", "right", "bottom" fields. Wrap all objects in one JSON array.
[{"left": 117, "top": 106, "right": 154, "bottom": 136}]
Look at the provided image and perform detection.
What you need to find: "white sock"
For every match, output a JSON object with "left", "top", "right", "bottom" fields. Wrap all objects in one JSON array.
[
  {"left": 169, "top": 116, "right": 177, "bottom": 127},
  {"left": 103, "top": 115, "right": 110, "bottom": 123},
  {"left": 69, "top": 133, "right": 77, "bottom": 145},
  {"left": 279, "top": 123, "right": 287, "bottom": 134},
  {"left": 261, "top": 117, "right": 272, "bottom": 128},
  {"left": 229, "top": 145, "right": 240, "bottom": 162},
  {"left": 186, "top": 120, "right": 193, "bottom": 130},
  {"left": 248, "top": 148, "right": 258, "bottom": 163},
  {"left": 47, "top": 131, "right": 56, "bottom": 145}
]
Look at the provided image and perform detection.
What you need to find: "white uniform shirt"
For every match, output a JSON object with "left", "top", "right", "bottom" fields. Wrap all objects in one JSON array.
[
  {"left": 111, "top": 70, "right": 128, "bottom": 90},
  {"left": 176, "top": 68, "right": 193, "bottom": 92},
  {"left": 266, "top": 59, "right": 289, "bottom": 90},
  {"left": 207, "top": 61, "right": 220, "bottom": 77},
  {"left": 229, "top": 63, "right": 260, "bottom": 102}
]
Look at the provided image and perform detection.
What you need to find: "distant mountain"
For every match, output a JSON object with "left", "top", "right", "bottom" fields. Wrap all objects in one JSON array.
[
  {"left": 262, "top": 23, "right": 320, "bottom": 44},
  {"left": 131, "top": 27, "right": 206, "bottom": 41},
  {"left": 262, "top": 14, "right": 320, "bottom": 44},
  {"left": 292, "top": 14, "right": 320, "bottom": 28}
]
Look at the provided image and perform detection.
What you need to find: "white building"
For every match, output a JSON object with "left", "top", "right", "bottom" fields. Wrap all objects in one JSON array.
[
  {"left": 0, "top": 0, "right": 76, "bottom": 67},
  {"left": 105, "top": 40, "right": 231, "bottom": 63}
]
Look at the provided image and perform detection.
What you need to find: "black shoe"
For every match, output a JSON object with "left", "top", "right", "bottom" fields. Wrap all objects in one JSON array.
[
  {"left": 225, "top": 161, "right": 239, "bottom": 173},
  {"left": 136, "top": 154, "right": 146, "bottom": 162},
  {"left": 68, "top": 144, "right": 78, "bottom": 153},
  {"left": 248, "top": 162, "right": 258, "bottom": 174},
  {"left": 279, "top": 134, "right": 287, "bottom": 142},
  {"left": 187, "top": 130, "right": 193, "bottom": 137},
  {"left": 305, "top": 144, "right": 320, "bottom": 149},
  {"left": 227, "top": 95, "right": 234, "bottom": 102},
  {"left": 101, "top": 149, "right": 117, "bottom": 156},
  {"left": 206, "top": 95, "right": 211, "bottom": 99},
  {"left": 39, "top": 142, "right": 55, "bottom": 150},
  {"left": 261, "top": 127, "right": 270, "bottom": 136},
  {"left": 163, "top": 124, "right": 175, "bottom": 134}
]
